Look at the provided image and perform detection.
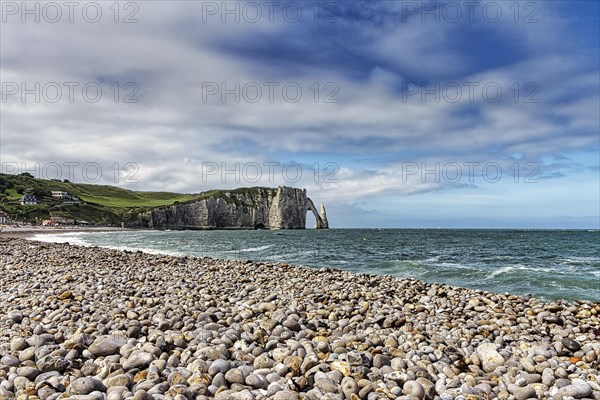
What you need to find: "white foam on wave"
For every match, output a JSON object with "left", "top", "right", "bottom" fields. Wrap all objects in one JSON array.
[
  {"left": 488, "top": 265, "right": 516, "bottom": 278},
  {"left": 28, "top": 232, "right": 185, "bottom": 258},
  {"left": 29, "top": 233, "right": 88, "bottom": 246},
  {"left": 490, "top": 263, "right": 562, "bottom": 275},
  {"left": 561, "top": 256, "right": 600, "bottom": 263},
  {"left": 94, "top": 244, "right": 184, "bottom": 258},
  {"left": 226, "top": 245, "right": 273, "bottom": 253},
  {"left": 434, "top": 262, "right": 470, "bottom": 270}
]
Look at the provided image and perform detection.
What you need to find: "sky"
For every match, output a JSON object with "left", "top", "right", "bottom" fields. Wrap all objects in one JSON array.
[{"left": 1, "top": 0, "right": 599, "bottom": 228}]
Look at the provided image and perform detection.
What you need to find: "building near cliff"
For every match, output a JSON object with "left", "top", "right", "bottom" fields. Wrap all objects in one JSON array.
[
  {"left": 19, "top": 194, "right": 38, "bottom": 205},
  {"left": 130, "top": 187, "right": 329, "bottom": 230},
  {"left": 51, "top": 191, "right": 70, "bottom": 199},
  {"left": 51, "top": 191, "right": 81, "bottom": 204},
  {"left": 48, "top": 215, "right": 75, "bottom": 225}
]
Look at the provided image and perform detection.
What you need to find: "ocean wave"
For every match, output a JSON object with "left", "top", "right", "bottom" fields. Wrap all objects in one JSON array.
[
  {"left": 224, "top": 245, "right": 273, "bottom": 253},
  {"left": 23, "top": 229, "right": 599, "bottom": 301},
  {"left": 29, "top": 233, "right": 88, "bottom": 246},
  {"left": 431, "top": 262, "right": 472, "bottom": 270},
  {"left": 99, "top": 244, "right": 184, "bottom": 257},
  {"left": 488, "top": 265, "right": 516, "bottom": 278},
  {"left": 560, "top": 256, "right": 600, "bottom": 263},
  {"left": 490, "top": 264, "right": 588, "bottom": 278}
]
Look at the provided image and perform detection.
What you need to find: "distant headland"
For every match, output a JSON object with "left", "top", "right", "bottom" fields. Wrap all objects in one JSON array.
[
  {"left": 0, "top": 173, "right": 328, "bottom": 229},
  {"left": 128, "top": 187, "right": 329, "bottom": 230}
]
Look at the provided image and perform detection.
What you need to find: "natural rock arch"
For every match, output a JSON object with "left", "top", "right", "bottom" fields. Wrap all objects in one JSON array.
[
  {"left": 306, "top": 198, "right": 329, "bottom": 229},
  {"left": 133, "top": 187, "right": 329, "bottom": 230}
]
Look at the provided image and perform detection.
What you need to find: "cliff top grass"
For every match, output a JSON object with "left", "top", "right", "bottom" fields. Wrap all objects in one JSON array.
[{"left": 194, "top": 187, "right": 279, "bottom": 206}]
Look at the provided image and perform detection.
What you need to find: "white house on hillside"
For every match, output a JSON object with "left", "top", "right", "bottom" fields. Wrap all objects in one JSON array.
[
  {"left": 51, "top": 191, "right": 81, "bottom": 204},
  {"left": 20, "top": 194, "right": 38, "bottom": 205},
  {"left": 51, "top": 191, "right": 70, "bottom": 199}
]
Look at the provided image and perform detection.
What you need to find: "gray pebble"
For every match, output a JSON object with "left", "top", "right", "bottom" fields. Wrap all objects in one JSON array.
[
  {"left": 69, "top": 377, "right": 107, "bottom": 395},
  {"left": 123, "top": 351, "right": 154, "bottom": 371},
  {"left": 245, "top": 373, "right": 268, "bottom": 389},
  {"left": 10, "top": 337, "right": 28, "bottom": 352},
  {"left": 224, "top": 368, "right": 245, "bottom": 385},
  {"left": 373, "top": 354, "right": 391, "bottom": 368},
  {"left": 16, "top": 366, "right": 40, "bottom": 381},
  {"left": 208, "top": 359, "right": 231, "bottom": 376},
  {"left": 1, "top": 354, "right": 20, "bottom": 367},
  {"left": 88, "top": 335, "right": 127, "bottom": 357},
  {"left": 508, "top": 384, "right": 536, "bottom": 400},
  {"left": 555, "top": 381, "right": 593, "bottom": 399},
  {"left": 542, "top": 368, "right": 555, "bottom": 386},
  {"left": 315, "top": 377, "right": 339, "bottom": 394},
  {"left": 561, "top": 338, "right": 581, "bottom": 352}
]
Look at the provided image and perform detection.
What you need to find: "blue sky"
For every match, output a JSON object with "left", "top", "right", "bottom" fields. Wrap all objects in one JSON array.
[{"left": 1, "top": 0, "right": 599, "bottom": 228}]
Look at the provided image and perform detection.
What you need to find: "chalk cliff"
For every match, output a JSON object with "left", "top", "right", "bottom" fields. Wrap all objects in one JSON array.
[{"left": 130, "top": 187, "right": 329, "bottom": 230}]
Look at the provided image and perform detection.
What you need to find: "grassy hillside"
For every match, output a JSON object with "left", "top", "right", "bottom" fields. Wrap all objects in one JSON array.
[
  {"left": 0, "top": 173, "right": 197, "bottom": 225},
  {"left": 0, "top": 173, "right": 279, "bottom": 226}
]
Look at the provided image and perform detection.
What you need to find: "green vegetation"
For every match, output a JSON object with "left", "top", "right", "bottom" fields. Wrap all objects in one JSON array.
[
  {"left": 0, "top": 173, "right": 197, "bottom": 225},
  {"left": 0, "top": 173, "right": 277, "bottom": 225},
  {"left": 194, "top": 187, "right": 272, "bottom": 206}
]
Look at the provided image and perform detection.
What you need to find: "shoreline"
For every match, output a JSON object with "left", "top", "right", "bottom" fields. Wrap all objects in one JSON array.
[
  {"left": 8, "top": 227, "right": 600, "bottom": 303},
  {"left": 0, "top": 226, "right": 133, "bottom": 239},
  {"left": 6, "top": 235, "right": 600, "bottom": 307},
  {"left": 0, "top": 238, "right": 599, "bottom": 400}
]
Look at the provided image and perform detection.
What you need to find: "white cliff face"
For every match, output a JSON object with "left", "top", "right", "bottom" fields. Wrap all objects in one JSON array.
[
  {"left": 269, "top": 187, "right": 310, "bottom": 229},
  {"left": 132, "top": 187, "right": 329, "bottom": 230},
  {"left": 319, "top": 203, "right": 329, "bottom": 229}
]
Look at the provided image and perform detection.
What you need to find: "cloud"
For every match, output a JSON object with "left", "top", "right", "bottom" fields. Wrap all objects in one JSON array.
[{"left": 0, "top": 1, "right": 598, "bottom": 226}]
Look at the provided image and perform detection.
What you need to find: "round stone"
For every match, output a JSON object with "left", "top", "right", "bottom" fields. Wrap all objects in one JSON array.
[
  {"left": 88, "top": 335, "right": 126, "bottom": 357},
  {"left": 69, "top": 377, "right": 106, "bottom": 395},
  {"left": 123, "top": 351, "right": 154, "bottom": 371}
]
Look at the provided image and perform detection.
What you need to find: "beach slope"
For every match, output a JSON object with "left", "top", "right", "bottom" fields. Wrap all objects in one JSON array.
[{"left": 0, "top": 238, "right": 598, "bottom": 399}]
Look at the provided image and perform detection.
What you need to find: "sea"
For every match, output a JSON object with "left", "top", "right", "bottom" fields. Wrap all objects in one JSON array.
[{"left": 31, "top": 229, "right": 600, "bottom": 302}]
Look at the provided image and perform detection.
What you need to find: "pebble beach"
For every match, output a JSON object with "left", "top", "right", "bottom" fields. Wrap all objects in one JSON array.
[{"left": 0, "top": 237, "right": 599, "bottom": 400}]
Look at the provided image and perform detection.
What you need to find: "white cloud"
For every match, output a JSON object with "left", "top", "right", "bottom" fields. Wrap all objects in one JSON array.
[{"left": 0, "top": 0, "right": 597, "bottom": 221}]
